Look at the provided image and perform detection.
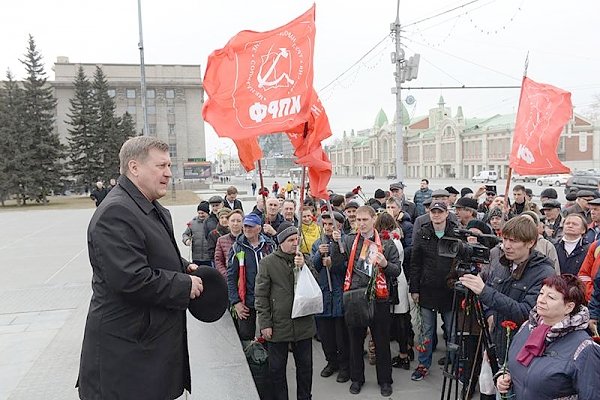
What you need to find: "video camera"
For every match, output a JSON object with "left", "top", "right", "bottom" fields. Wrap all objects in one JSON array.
[{"left": 438, "top": 228, "right": 502, "bottom": 274}]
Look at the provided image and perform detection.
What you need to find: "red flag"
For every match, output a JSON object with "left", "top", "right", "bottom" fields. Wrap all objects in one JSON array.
[
  {"left": 509, "top": 77, "right": 572, "bottom": 175},
  {"left": 202, "top": 5, "right": 316, "bottom": 140},
  {"left": 286, "top": 89, "right": 332, "bottom": 199},
  {"left": 233, "top": 137, "right": 263, "bottom": 172}
]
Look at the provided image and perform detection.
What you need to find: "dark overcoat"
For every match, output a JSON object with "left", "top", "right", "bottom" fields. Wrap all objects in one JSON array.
[{"left": 77, "top": 175, "right": 192, "bottom": 400}]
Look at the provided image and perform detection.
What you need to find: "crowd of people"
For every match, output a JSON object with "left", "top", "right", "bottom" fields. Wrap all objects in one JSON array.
[
  {"left": 182, "top": 178, "right": 600, "bottom": 399},
  {"left": 77, "top": 135, "right": 600, "bottom": 400}
]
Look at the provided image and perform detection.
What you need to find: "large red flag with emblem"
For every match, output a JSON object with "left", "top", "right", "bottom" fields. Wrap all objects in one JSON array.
[
  {"left": 509, "top": 77, "right": 572, "bottom": 175},
  {"left": 286, "top": 89, "right": 332, "bottom": 199},
  {"left": 202, "top": 5, "right": 316, "bottom": 140}
]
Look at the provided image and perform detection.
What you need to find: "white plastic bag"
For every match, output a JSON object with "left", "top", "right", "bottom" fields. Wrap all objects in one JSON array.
[
  {"left": 479, "top": 350, "right": 496, "bottom": 395},
  {"left": 291, "top": 265, "right": 323, "bottom": 319}
]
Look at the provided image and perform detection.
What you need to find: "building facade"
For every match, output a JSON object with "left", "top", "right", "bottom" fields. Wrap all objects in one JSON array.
[
  {"left": 327, "top": 98, "right": 599, "bottom": 179},
  {"left": 51, "top": 57, "right": 206, "bottom": 179}
]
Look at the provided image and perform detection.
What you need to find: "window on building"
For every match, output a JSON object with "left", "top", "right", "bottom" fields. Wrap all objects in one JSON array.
[
  {"left": 166, "top": 89, "right": 175, "bottom": 99},
  {"left": 148, "top": 124, "right": 156, "bottom": 136},
  {"left": 126, "top": 89, "right": 136, "bottom": 99},
  {"left": 168, "top": 123, "right": 176, "bottom": 136},
  {"left": 146, "top": 89, "right": 155, "bottom": 99},
  {"left": 107, "top": 89, "right": 116, "bottom": 98},
  {"left": 147, "top": 105, "right": 156, "bottom": 115},
  {"left": 169, "top": 144, "right": 177, "bottom": 157},
  {"left": 127, "top": 105, "right": 137, "bottom": 114}
]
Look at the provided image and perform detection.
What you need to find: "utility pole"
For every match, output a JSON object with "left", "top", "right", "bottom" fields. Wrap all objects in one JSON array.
[
  {"left": 391, "top": 0, "right": 419, "bottom": 181},
  {"left": 137, "top": 0, "right": 149, "bottom": 136}
]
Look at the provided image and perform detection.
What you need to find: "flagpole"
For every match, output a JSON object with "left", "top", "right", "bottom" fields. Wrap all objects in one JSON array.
[
  {"left": 257, "top": 160, "right": 269, "bottom": 224},
  {"left": 297, "top": 165, "right": 307, "bottom": 249},
  {"left": 504, "top": 52, "right": 530, "bottom": 212}
]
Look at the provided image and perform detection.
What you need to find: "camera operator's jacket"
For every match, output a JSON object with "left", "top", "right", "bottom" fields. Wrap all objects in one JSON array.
[
  {"left": 409, "top": 219, "right": 459, "bottom": 312},
  {"left": 479, "top": 249, "right": 555, "bottom": 357}
]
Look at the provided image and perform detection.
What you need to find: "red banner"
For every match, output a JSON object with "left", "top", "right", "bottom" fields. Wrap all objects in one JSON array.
[
  {"left": 286, "top": 89, "right": 332, "bottom": 199},
  {"left": 509, "top": 77, "right": 572, "bottom": 175},
  {"left": 234, "top": 137, "right": 263, "bottom": 172},
  {"left": 202, "top": 5, "right": 316, "bottom": 140}
]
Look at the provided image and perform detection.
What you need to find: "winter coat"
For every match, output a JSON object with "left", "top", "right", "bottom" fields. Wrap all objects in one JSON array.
[
  {"left": 389, "top": 235, "right": 409, "bottom": 314},
  {"left": 226, "top": 234, "right": 275, "bottom": 308},
  {"left": 255, "top": 249, "right": 317, "bottom": 342},
  {"left": 78, "top": 175, "right": 191, "bottom": 400},
  {"left": 413, "top": 188, "right": 433, "bottom": 216},
  {"left": 204, "top": 212, "right": 219, "bottom": 238},
  {"left": 214, "top": 233, "right": 237, "bottom": 279},
  {"left": 535, "top": 236, "right": 560, "bottom": 275},
  {"left": 585, "top": 222, "right": 600, "bottom": 244},
  {"left": 411, "top": 212, "right": 459, "bottom": 246},
  {"left": 224, "top": 198, "right": 244, "bottom": 211},
  {"left": 565, "top": 202, "right": 592, "bottom": 225},
  {"left": 207, "top": 224, "right": 229, "bottom": 260},
  {"left": 590, "top": 271, "right": 600, "bottom": 321},
  {"left": 331, "top": 231, "right": 401, "bottom": 303},
  {"left": 311, "top": 236, "right": 346, "bottom": 318},
  {"left": 182, "top": 216, "right": 211, "bottom": 262},
  {"left": 507, "top": 308, "right": 600, "bottom": 400},
  {"left": 555, "top": 237, "right": 589, "bottom": 275},
  {"left": 509, "top": 200, "right": 540, "bottom": 217},
  {"left": 578, "top": 239, "right": 600, "bottom": 301},
  {"left": 402, "top": 199, "right": 418, "bottom": 224},
  {"left": 409, "top": 219, "right": 459, "bottom": 312},
  {"left": 299, "top": 222, "right": 321, "bottom": 255},
  {"left": 479, "top": 250, "right": 555, "bottom": 357}
]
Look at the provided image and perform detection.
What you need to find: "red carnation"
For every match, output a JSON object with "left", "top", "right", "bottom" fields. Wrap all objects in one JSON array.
[
  {"left": 352, "top": 188, "right": 359, "bottom": 195},
  {"left": 380, "top": 230, "right": 390, "bottom": 240},
  {"left": 461, "top": 298, "right": 467, "bottom": 310},
  {"left": 392, "top": 231, "right": 400, "bottom": 240},
  {"left": 356, "top": 186, "right": 362, "bottom": 191},
  {"left": 501, "top": 320, "right": 518, "bottom": 331},
  {"left": 592, "top": 336, "right": 600, "bottom": 345},
  {"left": 186, "top": 221, "right": 192, "bottom": 228}
]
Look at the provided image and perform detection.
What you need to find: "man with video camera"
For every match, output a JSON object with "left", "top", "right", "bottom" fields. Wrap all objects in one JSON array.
[{"left": 459, "top": 215, "right": 555, "bottom": 396}]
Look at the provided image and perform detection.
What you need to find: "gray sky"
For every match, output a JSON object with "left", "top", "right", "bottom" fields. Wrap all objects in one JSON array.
[{"left": 2, "top": 0, "right": 599, "bottom": 160}]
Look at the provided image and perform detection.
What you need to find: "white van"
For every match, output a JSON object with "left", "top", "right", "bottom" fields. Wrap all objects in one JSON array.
[{"left": 472, "top": 170, "right": 498, "bottom": 183}]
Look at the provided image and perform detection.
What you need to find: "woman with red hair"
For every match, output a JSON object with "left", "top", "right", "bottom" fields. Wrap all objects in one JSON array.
[{"left": 496, "top": 274, "right": 600, "bottom": 399}]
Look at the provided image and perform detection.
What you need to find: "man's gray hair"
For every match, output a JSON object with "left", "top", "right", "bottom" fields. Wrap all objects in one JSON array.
[{"left": 119, "top": 136, "right": 169, "bottom": 175}]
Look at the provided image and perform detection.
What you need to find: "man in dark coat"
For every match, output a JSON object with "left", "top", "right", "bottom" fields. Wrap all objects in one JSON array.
[
  {"left": 331, "top": 205, "right": 400, "bottom": 397},
  {"left": 409, "top": 201, "right": 459, "bottom": 381},
  {"left": 311, "top": 212, "right": 349, "bottom": 383},
  {"left": 224, "top": 185, "right": 244, "bottom": 211},
  {"left": 77, "top": 136, "right": 203, "bottom": 400},
  {"left": 90, "top": 181, "right": 108, "bottom": 207}
]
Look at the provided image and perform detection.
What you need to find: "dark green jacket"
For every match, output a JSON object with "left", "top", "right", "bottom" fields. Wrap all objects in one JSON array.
[{"left": 255, "top": 249, "right": 317, "bottom": 343}]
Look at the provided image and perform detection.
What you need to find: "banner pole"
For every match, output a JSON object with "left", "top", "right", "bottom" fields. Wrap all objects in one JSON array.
[
  {"left": 297, "top": 165, "right": 307, "bottom": 249},
  {"left": 257, "top": 160, "right": 269, "bottom": 224}
]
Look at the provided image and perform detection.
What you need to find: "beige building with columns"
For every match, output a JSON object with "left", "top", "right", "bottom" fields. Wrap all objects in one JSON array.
[
  {"left": 51, "top": 57, "right": 206, "bottom": 179},
  {"left": 326, "top": 97, "right": 599, "bottom": 179}
]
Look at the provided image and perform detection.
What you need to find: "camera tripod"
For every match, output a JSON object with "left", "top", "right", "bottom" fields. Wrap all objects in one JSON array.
[{"left": 440, "top": 278, "right": 499, "bottom": 400}]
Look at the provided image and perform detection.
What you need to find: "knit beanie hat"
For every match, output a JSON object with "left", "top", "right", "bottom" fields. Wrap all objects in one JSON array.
[{"left": 277, "top": 222, "right": 298, "bottom": 244}]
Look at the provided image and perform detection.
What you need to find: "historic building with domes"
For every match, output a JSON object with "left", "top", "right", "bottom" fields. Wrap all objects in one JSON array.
[{"left": 326, "top": 97, "right": 598, "bottom": 179}]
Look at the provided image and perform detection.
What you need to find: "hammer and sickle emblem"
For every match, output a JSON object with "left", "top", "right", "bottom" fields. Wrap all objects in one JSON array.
[{"left": 257, "top": 47, "right": 295, "bottom": 90}]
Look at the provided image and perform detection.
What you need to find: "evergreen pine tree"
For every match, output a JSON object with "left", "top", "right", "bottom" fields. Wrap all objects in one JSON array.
[
  {"left": 91, "top": 66, "right": 121, "bottom": 181},
  {"left": 20, "top": 35, "right": 65, "bottom": 204},
  {"left": 66, "top": 66, "right": 101, "bottom": 186},
  {"left": 0, "top": 70, "right": 27, "bottom": 205}
]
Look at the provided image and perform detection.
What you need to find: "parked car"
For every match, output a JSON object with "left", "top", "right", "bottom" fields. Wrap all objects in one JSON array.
[
  {"left": 512, "top": 173, "right": 537, "bottom": 182},
  {"left": 564, "top": 175, "right": 600, "bottom": 194},
  {"left": 472, "top": 170, "right": 498, "bottom": 183},
  {"left": 535, "top": 174, "right": 571, "bottom": 186},
  {"left": 362, "top": 175, "right": 375, "bottom": 180},
  {"left": 386, "top": 174, "right": 397, "bottom": 180}
]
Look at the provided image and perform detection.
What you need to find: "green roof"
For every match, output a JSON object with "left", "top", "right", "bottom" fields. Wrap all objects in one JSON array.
[{"left": 374, "top": 108, "right": 388, "bottom": 129}]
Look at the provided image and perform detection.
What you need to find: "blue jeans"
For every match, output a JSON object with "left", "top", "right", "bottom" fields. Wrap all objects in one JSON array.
[{"left": 417, "top": 307, "right": 454, "bottom": 369}]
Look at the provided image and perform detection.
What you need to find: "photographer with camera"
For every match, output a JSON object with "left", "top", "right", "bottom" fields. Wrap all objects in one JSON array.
[
  {"left": 409, "top": 201, "right": 459, "bottom": 381},
  {"left": 459, "top": 215, "right": 555, "bottom": 372}
]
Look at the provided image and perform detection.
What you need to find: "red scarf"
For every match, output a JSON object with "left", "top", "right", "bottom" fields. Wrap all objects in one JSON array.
[{"left": 343, "top": 230, "right": 389, "bottom": 299}]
